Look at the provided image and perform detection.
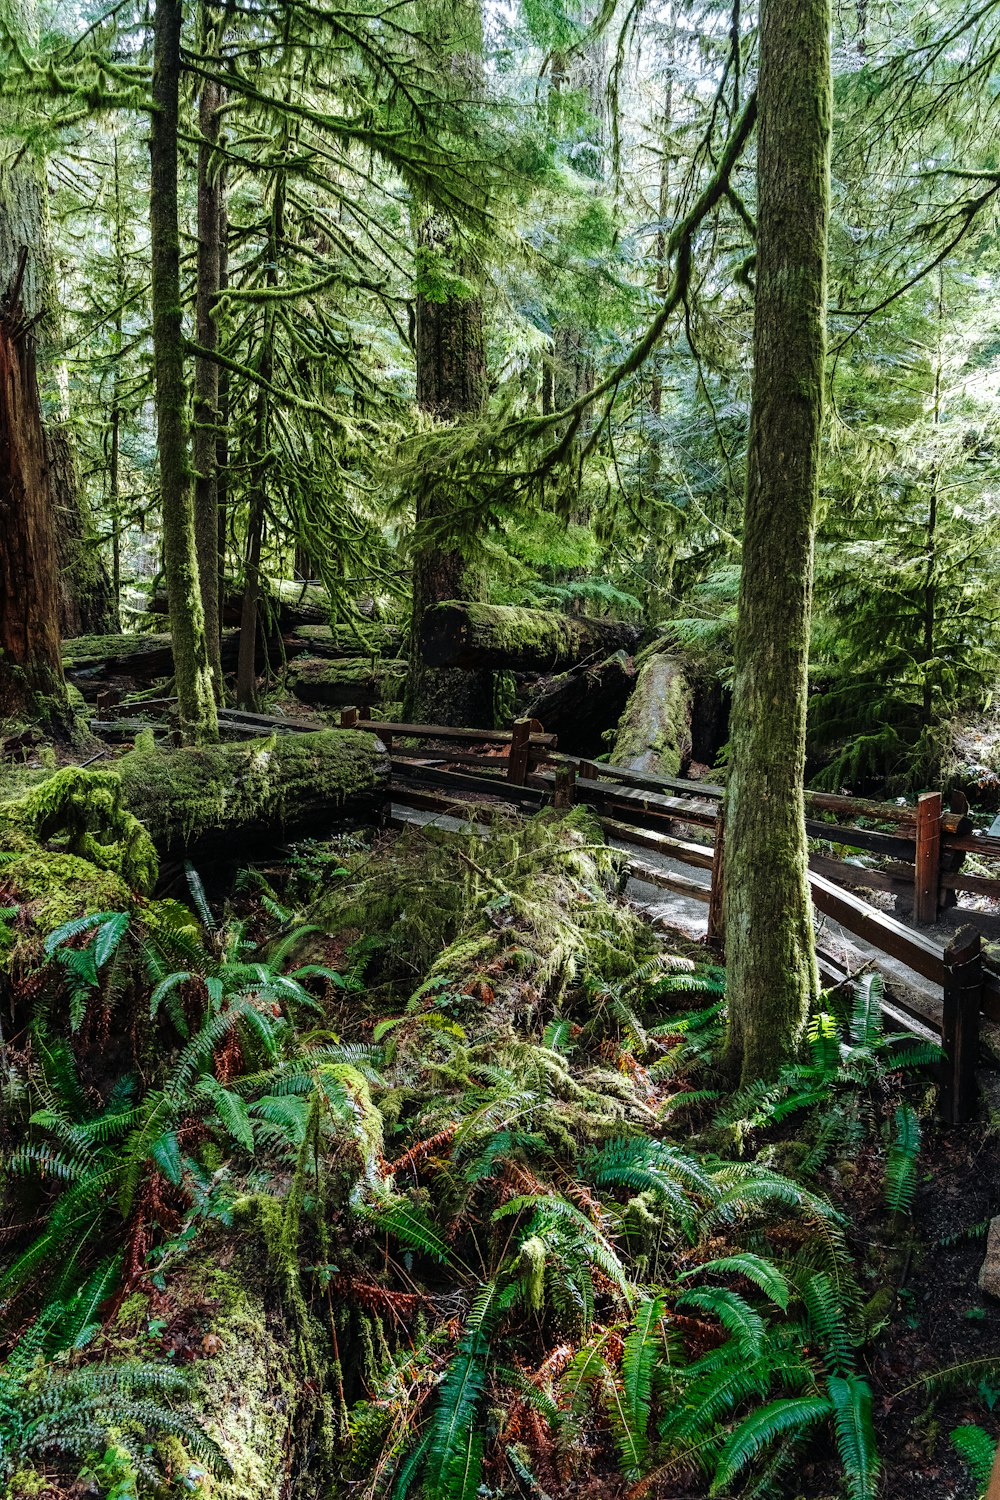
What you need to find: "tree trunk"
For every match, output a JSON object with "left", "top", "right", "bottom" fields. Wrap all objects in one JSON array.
[
  {"left": 525, "top": 650, "right": 636, "bottom": 756},
  {"left": 0, "top": 159, "right": 72, "bottom": 732},
  {"left": 116, "top": 729, "right": 390, "bottom": 853},
  {"left": 49, "top": 423, "right": 119, "bottom": 636},
  {"left": 406, "top": 0, "right": 492, "bottom": 728},
  {"left": 149, "top": 0, "right": 218, "bottom": 744},
  {"left": 609, "top": 653, "right": 691, "bottom": 776},
  {"left": 193, "top": 56, "right": 224, "bottom": 697},
  {"left": 421, "top": 601, "right": 641, "bottom": 673},
  {"left": 723, "top": 0, "right": 831, "bottom": 1082}
]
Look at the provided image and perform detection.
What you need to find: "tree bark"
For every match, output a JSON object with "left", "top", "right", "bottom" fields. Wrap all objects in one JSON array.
[
  {"left": 609, "top": 653, "right": 691, "bottom": 776},
  {"left": 0, "top": 159, "right": 72, "bottom": 731},
  {"left": 421, "top": 601, "right": 641, "bottom": 673},
  {"left": 149, "top": 0, "right": 218, "bottom": 743},
  {"left": 49, "top": 423, "right": 119, "bottom": 636},
  {"left": 193, "top": 59, "right": 224, "bottom": 697},
  {"left": 525, "top": 651, "right": 636, "bottom": 756},
  {"left": 723, "top": 0, "right": 831, "bottom": 1082},
  {"left": 406, "top": 0, "right": 493, "bottom": 728}
]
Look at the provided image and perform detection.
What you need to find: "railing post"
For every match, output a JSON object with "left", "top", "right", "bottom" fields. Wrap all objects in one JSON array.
[
  {"left": 707, "top": 806, "right": 726, "bottom": 956},
  {"left": 340, "top": 708, "right": 358, "bottom": 728},
  {"left": 508, "top": 718, "right": 530, "bottom": 784},
  {"left": 914, "top": 791, "right": 942, "bottom": 925},
  {"left": 940, "top": 925, "right": 981, "bottom": 1124},
  {"left": 553, "top": 762, "right": 575, "bottom": 810}
]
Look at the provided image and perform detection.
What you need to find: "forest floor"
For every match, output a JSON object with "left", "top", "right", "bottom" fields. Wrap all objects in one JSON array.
[{"left": 868, "top": 1120, "right": 999, "bottom": 1500}]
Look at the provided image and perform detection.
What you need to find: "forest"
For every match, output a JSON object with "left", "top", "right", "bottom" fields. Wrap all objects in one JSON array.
[{"left": 3, "top": 0, "right": 1000, "bottom": 1495}]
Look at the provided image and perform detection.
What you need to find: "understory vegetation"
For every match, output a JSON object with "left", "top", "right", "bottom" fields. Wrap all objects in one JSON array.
[{"left": 0, "top": 803, "right": 992, "bottom": 1498}]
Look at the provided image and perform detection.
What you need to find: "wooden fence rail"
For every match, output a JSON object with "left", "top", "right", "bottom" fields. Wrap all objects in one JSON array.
[{"left": 345, "top": 712, "right": 1000, "bottom": 1121}]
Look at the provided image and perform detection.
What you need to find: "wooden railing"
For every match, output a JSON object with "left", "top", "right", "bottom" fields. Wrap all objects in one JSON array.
[{"left": 343, "top": 711, "right": 1000, "bottom": 1123}]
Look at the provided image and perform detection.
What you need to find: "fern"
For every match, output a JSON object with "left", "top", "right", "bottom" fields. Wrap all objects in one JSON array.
[
  {"left": 710, "top": 1395, "right": 833, "bottom": 1493},
  {"left": 950, "top": 1425, "right": 997, "bottom": 1495},
  {"left": 827, "top": 1374, "right": 880, "bottom": 1500},
  {"left": 884, "top": 1102, "right": 920, "bottom": 1216}
]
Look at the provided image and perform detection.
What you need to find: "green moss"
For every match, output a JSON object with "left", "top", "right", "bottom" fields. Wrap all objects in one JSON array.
[
  {"left": 610, "top": 653, "right": 692, "bottom": 776},
  {"left": 0, "top": 767, "right": 158, "bottom": 894},
  {"left": 116, "top": 729, "right": 388, "bottom": 851},
  {"left": 0, "top": 852, "right": 131, "bottom": 955}
]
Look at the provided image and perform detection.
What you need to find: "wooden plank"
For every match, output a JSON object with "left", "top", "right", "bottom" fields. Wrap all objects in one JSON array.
[
  {"left": 940, "top": 928, "right": 982, "bottom": 1124},
  {"left": 535, "top": 773, "right": 719, "bottom": 831},
  {"left": 940, "top": 871, "right": 1000, "bottom": 898},
  {"left": 942, "top": 832, "right": 1000, "bottom": 856},
  {"left": 597, "top": 818, "right": 715, "bottom": 869},
  {"left": 707, "top": 805, "right": 726, "bottom": 952},
  {"left": 358, "top": 719, "right": 556, "bottom": 748},
  {"left": 624, "top": 859, "right": 711, "bottom": 903},
  {"left": 391, "top": 761, "right": 547, "bottom": 807},
  {"left": 808, "top": 853, "right": 913, "bottom": 895},
  {"left": 915, "top": 791, "right": 943, "bottom": 925},
  {"left": 805, "top": 818, "right": 916, "bottom": 859},
  {"left": 558, "top": 755, "right": 725, "bottom": 801},
  {"left": 808, "top": 871, "right": 946, "bottom": 986}
]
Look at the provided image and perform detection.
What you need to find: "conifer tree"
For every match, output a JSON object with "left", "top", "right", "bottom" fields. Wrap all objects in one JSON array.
[
  {"left": 723, "top": 0, "right": 831, "bottom": 1082},
  {"left": 149, "top": 0, "right": 218, "bottom": 743}
]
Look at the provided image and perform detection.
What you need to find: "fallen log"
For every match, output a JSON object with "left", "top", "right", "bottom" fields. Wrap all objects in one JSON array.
[
  {"left": 609, "top": 653, "right": 693, "bottom": 777},
  {"left": 63, "top": 629, "right": 284, "bottom": 698},
  {"left": 286, "top": 622, "right": 404, "bottom": 659},
  {"left": 421, "top": 602, "right": 642, "bottom": 673},
  {"left": 287, "top": 657, "right": 407, "bottom": 708},
  {"left": 525, "top": 651, "right": 636, "bottom": 755},
  {"left": 144, "top": 579, "right": 333, "bottom": 630},
  {"left": 116, "top": 729, "right": 389, "bottom": 853}
]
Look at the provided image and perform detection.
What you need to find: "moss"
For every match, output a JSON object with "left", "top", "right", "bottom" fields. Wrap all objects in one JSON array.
[
  {"left": 0, "top": 852, "right": 131, "bottom": 956},
  {"left": 610, "top": 653, "right": 692, "bottom": 776},
  {"left": 0, "top": 767, "right": 158, "bottom": 894},
  {"left": 116, "top": 729, "right": 389, "bottom": 851},
  {"left": 2, "top": 1469, "right": 49, "bottom": 1499},
  {"left": 288, "top": 657, "right": 407, "bottom": 707}
]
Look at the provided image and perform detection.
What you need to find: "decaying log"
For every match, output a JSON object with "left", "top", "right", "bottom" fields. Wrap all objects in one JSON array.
[
  {"left": 286, "top": 622, "right": 404, "bottom": 659},
  {"left": 609, "top": 652, "right": 692, "bottom": 776},
  {"left": 421, "top": 601, "right": 642, "bottom": 673},
  {"left": 525, "top": 651, "right": 636, "bottom": 755},
  {"left": 116, "top": 729, "right": 389, "bottom": 852},
  {"left": 145, "top": 578, "right": 332, "bottom": 630},
  {"left": 287, "top": 656, "right": 407, "bottom": 708}
]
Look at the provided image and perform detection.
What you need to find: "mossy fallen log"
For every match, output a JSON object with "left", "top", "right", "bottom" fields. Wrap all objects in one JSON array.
[
  {"left": 287, "top": 621, "right": 404, "bottom": 660},
  {"left": 144, "top": 577, "right": 333, "bottom": 629},
  {"left": 116, "top": 729, "right": 389, "bottom": 852},
  {"left": 609, "top": 652, "right": 692, "bottom": 776},
  {"left": 62, "top": 629, "right": 254, "bottom": 693},
  {"left": 525, "top": 650, "right": 637, "bottom": 755},
  {"left": 287, "top": 657, "right": 407, "bottom": 708},
  {"left": 421, "top": 601, "right": 643, "bottom": 673}
]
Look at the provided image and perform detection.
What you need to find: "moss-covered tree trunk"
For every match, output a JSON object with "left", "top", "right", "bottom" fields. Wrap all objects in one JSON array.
[
  {"left": 723, "top": 0, "right": 831, "bottom": 1082},
  {"left": 0, "top": 154, "right": 73, "bottom": 732},
  {"left": 405, "top": 0, "right": 493, "bottom": 728},
  {"left": 150, "top": 0, "right": 218, "bottom": 744},
  {"left": 193, "top": 44, "right": 225, "bottom": 698}
]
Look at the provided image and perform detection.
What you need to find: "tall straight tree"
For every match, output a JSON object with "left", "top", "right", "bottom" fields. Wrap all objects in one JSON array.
[
  {"left": 150, "top": 0, "right": 218, "bottom": 743},
  {"left": 723, "top": 0, "right": 831, "bottom": 1082},
  {"left": 406, "top": 0, "right": 492, "bottom": 727},
  {"left": 192, "top": 14, "right": 225, "bottom": 699}
]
